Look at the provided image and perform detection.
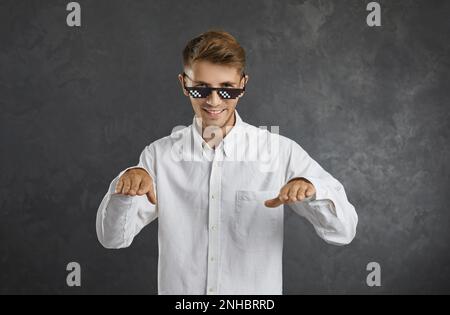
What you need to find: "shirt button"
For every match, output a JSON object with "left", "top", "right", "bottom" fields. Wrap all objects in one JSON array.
[
  {"left": 208, "top": 288, "right": 214, "bottom": 293},
  {"left": 211, "top": 195, "right": 214, "bottom": 199},
  {"left": 210, "top": 256, "right": 215, "bottom": 261},
  {"left": 211, "top": 225, "right": 217, "bottom": 231}
]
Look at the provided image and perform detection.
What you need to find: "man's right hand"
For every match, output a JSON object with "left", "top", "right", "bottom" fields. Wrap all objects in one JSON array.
[{"left": 115, "top": 168, "right": 157, "bottom": 205}]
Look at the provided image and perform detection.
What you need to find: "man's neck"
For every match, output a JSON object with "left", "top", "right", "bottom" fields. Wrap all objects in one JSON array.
[{"left": 201, "top": 111, "right": 236, "bottom": 149}]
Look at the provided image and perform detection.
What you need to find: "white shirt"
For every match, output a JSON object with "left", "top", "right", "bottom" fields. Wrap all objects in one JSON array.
[{"left": 96, "top": 110, "right": 358, "bottom": 295}]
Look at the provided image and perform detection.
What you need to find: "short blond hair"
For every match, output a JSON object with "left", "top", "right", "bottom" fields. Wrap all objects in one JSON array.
[{"left": 182, "top": 30, "right": 246, "bottom": 74}]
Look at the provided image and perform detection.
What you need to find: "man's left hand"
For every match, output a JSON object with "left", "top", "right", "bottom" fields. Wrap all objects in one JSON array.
[{"left": 264, "top": 178, "right": 316, "bottom": 208}]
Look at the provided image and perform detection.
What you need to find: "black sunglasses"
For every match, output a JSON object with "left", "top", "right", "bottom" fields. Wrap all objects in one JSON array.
[{"left": 182, "top": 72, "right": 246, "bottom": 99}]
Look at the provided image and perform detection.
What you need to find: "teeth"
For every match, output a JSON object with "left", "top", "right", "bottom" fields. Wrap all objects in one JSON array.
[{"left": 205, "top": 109, "right": 224, "bottom": 114}]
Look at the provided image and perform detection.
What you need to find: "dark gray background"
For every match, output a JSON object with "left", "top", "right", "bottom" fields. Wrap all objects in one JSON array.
[{"left": 0, "top": 0, "right": 449, "bottom": 294}]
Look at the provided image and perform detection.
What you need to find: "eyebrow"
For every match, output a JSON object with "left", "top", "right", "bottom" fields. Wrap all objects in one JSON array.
[
  {"left": 193, "top": 80, "right": 236, "bottom": 86},
  {"left": 183, "top": 72, "right": 240, "bottom": 87}
]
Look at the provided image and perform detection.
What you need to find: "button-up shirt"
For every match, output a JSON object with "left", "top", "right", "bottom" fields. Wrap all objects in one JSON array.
[{"left": 96, "top": 110, "right": 358, "bottom": 295}]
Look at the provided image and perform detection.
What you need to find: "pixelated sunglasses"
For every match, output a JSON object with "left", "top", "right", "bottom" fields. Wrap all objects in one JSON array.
[{"left": 182, "top": 72, "right": 246, "bottom": 99}]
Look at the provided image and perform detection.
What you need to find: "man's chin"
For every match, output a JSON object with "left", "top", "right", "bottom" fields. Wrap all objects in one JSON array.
[{"left": 202, "top": 118, "right": 224, "bottom": 129}]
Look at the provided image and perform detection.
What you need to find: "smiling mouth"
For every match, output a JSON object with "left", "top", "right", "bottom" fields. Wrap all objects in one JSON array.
[{"left": 202, "top": 108, "right": 226, "bottom": 116}]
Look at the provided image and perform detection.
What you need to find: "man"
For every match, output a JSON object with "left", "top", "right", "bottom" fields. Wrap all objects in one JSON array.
[{"left": 96, "top": 30, "right": 358, "bottom": 295}]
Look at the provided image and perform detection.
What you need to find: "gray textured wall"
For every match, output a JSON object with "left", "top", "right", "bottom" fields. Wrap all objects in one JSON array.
[{"left": 0, "top": 0, "right": 449, "bottom": 294}]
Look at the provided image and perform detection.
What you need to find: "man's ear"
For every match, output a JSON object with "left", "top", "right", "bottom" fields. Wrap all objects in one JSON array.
[
  {"left": 178, "top": 74, "right": 189, "bottom": 96},
  {"left": 245, "top": 74, "right": 249, "bottom": 85},
  {"left": 238, "top": 74, "right": 249, "bottom": 99},
  {"left": 242, "top": 74, "right": 249, "bottom": 87}
]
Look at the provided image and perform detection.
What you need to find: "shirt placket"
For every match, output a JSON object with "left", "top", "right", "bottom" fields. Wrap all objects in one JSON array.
[{"left": 206, "top": 146, "right": 224, "bottom": 295}]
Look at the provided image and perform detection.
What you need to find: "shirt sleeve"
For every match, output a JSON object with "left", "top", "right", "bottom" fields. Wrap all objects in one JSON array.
[
  {"left": 284, "top": 140, "right": 358, "bottom": 246},
  {"left": 96, "top": 143, "right": 158, "bottom": 249}
]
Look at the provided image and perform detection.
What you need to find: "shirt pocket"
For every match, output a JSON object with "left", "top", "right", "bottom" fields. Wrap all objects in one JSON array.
[{"left": 232, "top": 190, "right": 283, "bottom": 251}]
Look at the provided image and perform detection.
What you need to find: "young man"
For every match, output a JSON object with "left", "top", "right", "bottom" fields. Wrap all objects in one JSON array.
[{"left": 96, "top": 30, "right": 358, "bottom": 295}]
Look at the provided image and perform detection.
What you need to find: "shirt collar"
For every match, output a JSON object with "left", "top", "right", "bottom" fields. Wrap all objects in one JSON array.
[{"left": 192, "top": 109, "right": 244, "bottom": 158}]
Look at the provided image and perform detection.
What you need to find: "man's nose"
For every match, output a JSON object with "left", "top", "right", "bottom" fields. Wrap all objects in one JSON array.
[{"left": 206, "top": 90, "right": 221, "bottom": 106}]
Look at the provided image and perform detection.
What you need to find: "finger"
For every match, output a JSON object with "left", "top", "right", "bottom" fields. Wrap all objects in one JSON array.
[
  {"left": 305, "top": 185, "right": 316, "bottom": 198},
  {"left": 264, "top": 196, "right": 283, "bottom": 208},
  {"left": 140, "top": 178, "right": 154, "bottom": 198},
  {"left": 115, "top": 177, "right": 124, "bottom": 193},
  {"left": 137, "top": 177, "right": 150, "bottom": 195},
  {"left": 146, "top": 186, "right": 157, "bottom": 205},
  {"left": 129, "top": 176, "right": 142, "bottom": 196},
  {"left": 278, "top": 185, "right": 291, "bottom": 203},
  {"left": 121, "top": 177, "right": 131, "bottom": 195},
  {"left": 296, "top": 185, "right": 307, "bottom": 201},
  {"left": 287, "top": 184, "right": 302, "bottom": 203}
]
